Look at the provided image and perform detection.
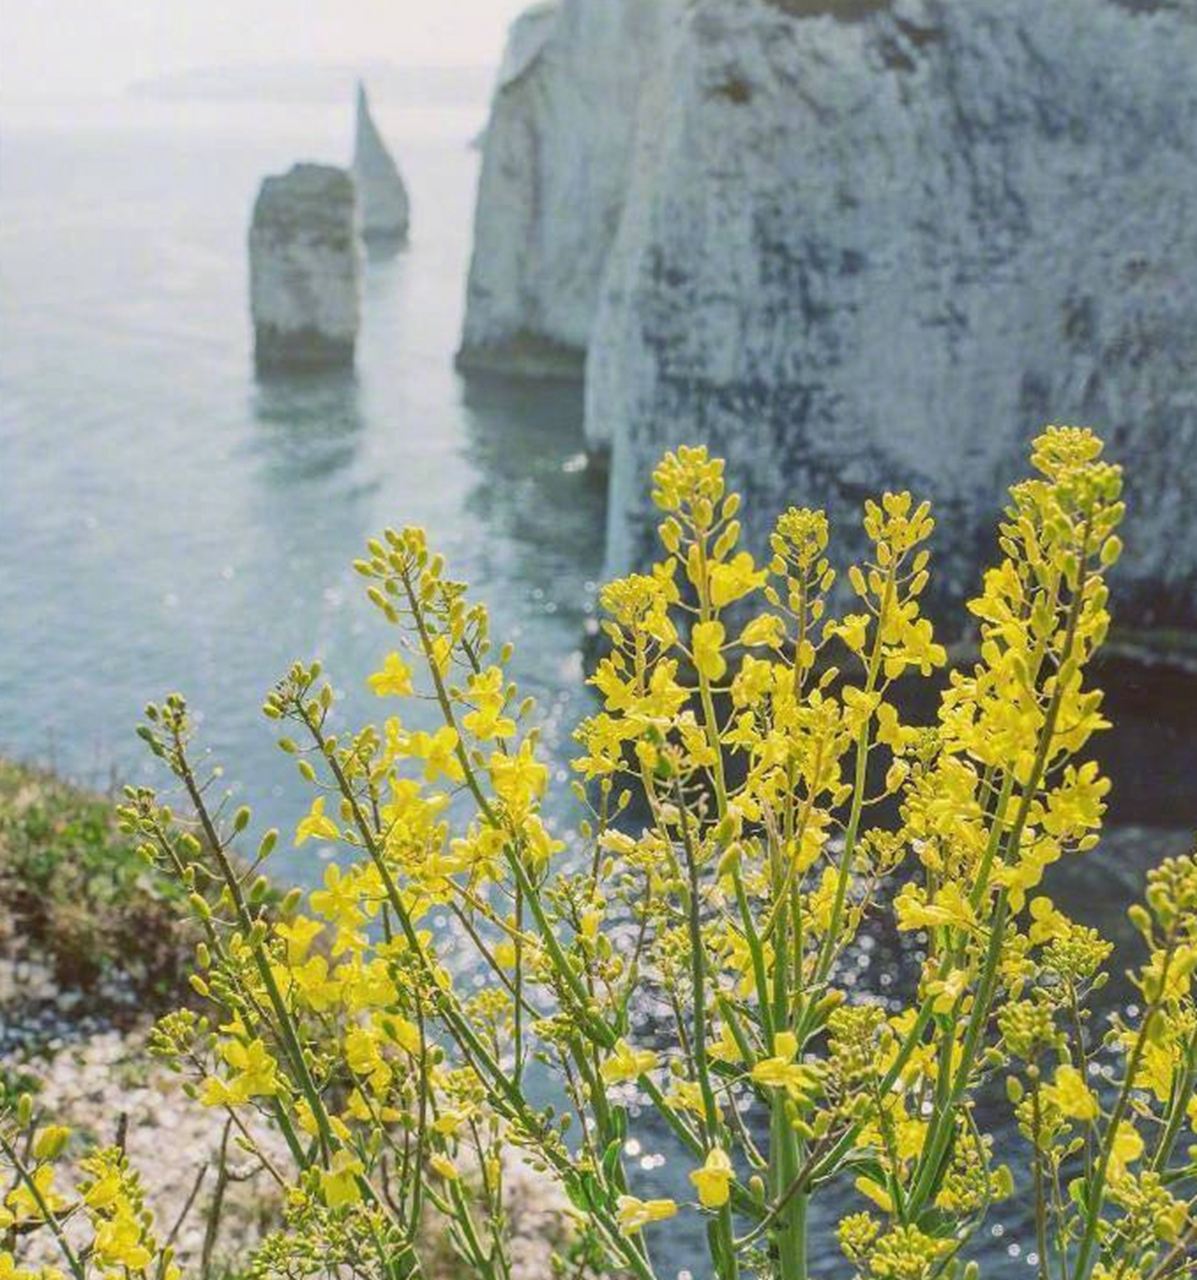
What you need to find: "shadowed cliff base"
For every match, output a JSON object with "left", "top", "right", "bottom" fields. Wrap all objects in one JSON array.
[
  {"left": 254, "top": 325, "right": 355, "bottom": 373},
  {"left": 361, "top": 227, "right": 409, "bottom": 262},
  {"left": 1110, "top": 0, "right": 1185, "bottom": 11},
  {"left": 763, "top": 0, "right": 891, "bottom": 16},
  {"left": 455, "top": 330, "right": 586, "bottom": 380}
]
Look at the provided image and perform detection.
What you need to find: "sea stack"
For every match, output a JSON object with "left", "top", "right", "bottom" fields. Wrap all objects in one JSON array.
[
  {"left": 352, "top": 82, "right": 411, "bottom": 242},
  {"left": 248, "top": 163, "right": 360, "bottom": 372}
]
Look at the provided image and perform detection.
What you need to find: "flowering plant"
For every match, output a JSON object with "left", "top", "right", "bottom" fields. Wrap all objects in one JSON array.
[{"left": 6, "top": 427, "right": 1197, "bottom": 1280}]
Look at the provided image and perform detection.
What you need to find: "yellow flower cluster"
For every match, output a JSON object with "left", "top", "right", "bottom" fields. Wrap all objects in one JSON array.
[
  {"left": 11, "top": 426, "right": 1197, "bottom": 1280},
  {"left": 0, "top": 1118, "right": 175, "bottom": 1280}
]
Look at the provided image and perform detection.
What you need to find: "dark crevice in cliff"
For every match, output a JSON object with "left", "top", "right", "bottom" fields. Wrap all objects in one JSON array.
[
  {"left": 1108, "top": 0, "right": 1182, "bottom": 12},
  {"left": 763, "top": 0, "right": 891, "bottom": 18}
]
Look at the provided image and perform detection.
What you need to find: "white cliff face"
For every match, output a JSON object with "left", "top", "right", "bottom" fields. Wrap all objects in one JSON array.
[
  {"left": 457, "top": 0, "right": 674, "bottom": 376},
  {"left": 582, "top": 0, "right": 1197, "bottom": 629},
  {"left": 249, "top": 163, "right": 361, "bottom": 371},
  {"left": 352, "top": 83, "right": 411, "bottom": 240}
]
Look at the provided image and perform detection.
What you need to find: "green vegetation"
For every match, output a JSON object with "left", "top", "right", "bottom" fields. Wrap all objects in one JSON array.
[
  {"left": 0, "top": 759, "right": 190, "bottom": 1005},
  {"left": 5, "top": 428, "right": 1197, "bottom": 1280}
]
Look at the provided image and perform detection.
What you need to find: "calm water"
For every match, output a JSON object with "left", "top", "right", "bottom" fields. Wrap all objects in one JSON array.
[
  {"left": 3, "top": 94, "right": 1196, "bottom": 1279},
  {"left": 0, "top": 95, "right": 604, "bottom": 850}
]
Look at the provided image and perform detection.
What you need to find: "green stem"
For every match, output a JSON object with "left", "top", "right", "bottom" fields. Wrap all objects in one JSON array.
[
  {"left": 907, "top": 890, "right": 1008, "bottom": 1216},
  {"left": 1032, "top": 1074, "right": 1051, "bottom": 1280},
  {"left": 1151, "top": 1033, "right": 1197, "bottom": 1175},
  {"left": 675, "top": 782, "right": 739, "bottom": 1280},
  {"left": 814, "top": 564, "right": 894, "bottom": 987},
  {"left": 1072, "top": 951, "right": 1173, "bottom": 1280},
  {"left": 173, "top": 736, "right": 336, "bottom": 1164},
  {"left": 770, "top": 1102, "right": 806, "bottom": 1280}
]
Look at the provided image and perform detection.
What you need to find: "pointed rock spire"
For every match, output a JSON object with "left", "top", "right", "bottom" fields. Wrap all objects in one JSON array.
[{"left": 352, "top": 82, "right": 410, "bottom": 241}]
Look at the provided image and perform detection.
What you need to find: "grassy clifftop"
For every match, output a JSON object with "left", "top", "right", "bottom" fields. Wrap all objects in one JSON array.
[{"left": 0, "top": 758, "right": 193, "bottom": 1016}]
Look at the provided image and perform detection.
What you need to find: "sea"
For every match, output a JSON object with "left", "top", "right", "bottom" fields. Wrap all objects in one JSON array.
[
  {"left": 3, "top": 89, "right": 1196, "bottom": 1278},
  {"left": 0, "top": 92, "right": 603, "bottom": 834}
]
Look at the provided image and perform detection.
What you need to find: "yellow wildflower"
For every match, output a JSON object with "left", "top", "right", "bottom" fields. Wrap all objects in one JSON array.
[
  {"left": 739, "top": 613, "right": 785, "bottom": 649},
  {"left": 200, "top": 1037, "right": 279, "bottom": 1106},
  {"left": 751, "top": 1032, "right": 819, "bottom": 1102},
  {"left": 275, "top": 914, "right": 323, "bottom": 964},
  {"left": 600, "top": 1038, "right": 659, "bottom": 1084},
  {"left": 1108, "top": 1121, "right": 1144, "bottom": 1182},
  {"left": 5, "top": 1165, "right": 68, "bottom": 1222},
  {"left": 708, "top": 1020, "right": 743, "bottom": 1064},
  {"left": 295, "top": 795, "right": 339, "bottom": 845},
  {"left": 690, "top": 1147, "right": 734, "bottom": 1209},
  {"left": 320, "top": 1150, "right": 364, "bottom": 1209},
  {"left": 310, "top": 863, "right": 364, "bottom": 930},
  {"left": 0, "top": 1254, "right": 29, "bottom": 1280},
  {"left": 616, "top": 1195, "right": 677, "bottom": 1234},
  {"left": 834, "top": 613, "right": 870, "bottom": 654},
  {"left": 710, "top": 552, "right": 767, "bottom": 607},
  {"left": 1045, "top": 1064, "right": 1098, "bottom": 1121},
  {"left": 462, "top": 667, "right": 517, "bottom": 740},
  {"left": 490, "top": 742, "right": 548, "bottom": 814},
  {"left": 367, "top": 651, "right": 413, "bottom": 698},
  {"left": 692, "top": 620, "right": 727, "bottom": 681},
  {"left": 894, "top": 882, "right": 977, "bottom": 934},
  {"left": 93, "top": 1209, "right": 153, "bottom": 1270},
  {"left": 408, "top": 726, "right": 464, "bottom": 783}
]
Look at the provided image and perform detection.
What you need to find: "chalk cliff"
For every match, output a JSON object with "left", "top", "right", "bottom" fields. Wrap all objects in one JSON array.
[
  {"left": 468, "top": 0, "right": 1197, "bottom": 629},
  {"left": 352, "top": 83, "right": 411, "bottom": 241},
  {"left": 456, "top": 0, "right": 672, "bottom": 376},
  {"left": 249, "top": 163, "right": 361, "bottom": 372}
]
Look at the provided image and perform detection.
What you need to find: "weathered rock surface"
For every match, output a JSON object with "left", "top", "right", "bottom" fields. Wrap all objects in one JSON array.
[
  {"left": 352, "top": 82, "right": 411, "bottom": 240},
  {"left": 470, "top": 0, "right": 1197, "bottom": 634},
  {"left": 595, "top": 0, "right": 1197, "bottom": 632},
  {"left": 249, "top": 162, "right": 360, "bottom": 371},
  {"left": 456, "top": 0, "right": 672, "bottom": 377}
]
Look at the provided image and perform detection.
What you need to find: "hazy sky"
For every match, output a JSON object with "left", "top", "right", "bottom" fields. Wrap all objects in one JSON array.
[{"left": 0, "top": 0, "right": 532, "bottom": 98}]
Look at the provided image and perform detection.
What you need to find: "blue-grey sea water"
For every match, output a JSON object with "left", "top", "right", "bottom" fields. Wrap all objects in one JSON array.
[
  {"left": 3, "top": 92, "right": 1197, "bottom": 1279},
  {"left": 0, "top": 94, "right": 603, "bottom": 849}
]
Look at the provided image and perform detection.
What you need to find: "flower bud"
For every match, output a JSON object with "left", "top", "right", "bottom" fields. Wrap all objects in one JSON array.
[{"left": 33, "top": 1126, "right": 71, "bottom": 1161}]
